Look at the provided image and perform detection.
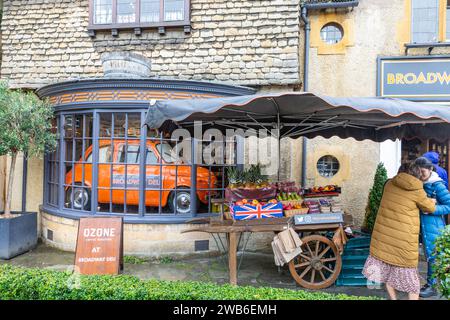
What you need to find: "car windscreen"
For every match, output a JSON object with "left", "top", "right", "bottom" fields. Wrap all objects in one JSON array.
[{"left": 156, "top": 142, "right": 179, "bottom": 163}]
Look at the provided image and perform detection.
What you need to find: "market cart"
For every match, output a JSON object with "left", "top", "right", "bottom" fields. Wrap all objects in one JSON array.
[{"left": 183, "top": 215, "right": 347, "bottom": 289}]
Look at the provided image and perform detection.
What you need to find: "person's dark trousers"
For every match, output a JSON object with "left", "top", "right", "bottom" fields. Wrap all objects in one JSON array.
[
  {"left": 420, "top": 253, "right": 438, "bottom": 298},
  {"left": 426, "top": 254, "right": 437, "bottom": 286}
]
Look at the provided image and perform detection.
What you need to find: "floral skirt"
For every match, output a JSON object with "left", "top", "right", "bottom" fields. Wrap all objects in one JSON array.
[{"left": 362, "top": 255, "right": 420, "bottom": 294}]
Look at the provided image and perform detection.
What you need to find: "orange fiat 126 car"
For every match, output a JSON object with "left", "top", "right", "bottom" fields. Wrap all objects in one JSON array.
[{"left": 65, "top": 139, "right": 217, "bottom": 214}]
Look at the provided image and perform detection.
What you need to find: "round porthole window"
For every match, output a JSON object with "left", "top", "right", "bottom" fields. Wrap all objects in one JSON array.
[
  {"left": 320, "top": 23, "right": 343, "bottom": 44},
  {"left": 317, "top": 155, "right": 340, "bottom": 177}
]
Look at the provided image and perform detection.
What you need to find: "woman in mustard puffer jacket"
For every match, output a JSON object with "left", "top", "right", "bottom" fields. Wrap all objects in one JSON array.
[{"left": 362, "top": 164, "right": 436, "bottom": 300}]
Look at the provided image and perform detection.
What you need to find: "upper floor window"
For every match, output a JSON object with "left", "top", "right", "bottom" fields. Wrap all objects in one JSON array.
[
  {"left": 320, "top": 23, "right": 344, "bottom": 45},
  {"left": 89, "top": 0, "right": 189, "bottom": 30},
  {"left": 446, "top": 0, "right": 450, "bottom": 41},
  {"left": 411, "top": 0, "right": 439, "bottom": 43}
]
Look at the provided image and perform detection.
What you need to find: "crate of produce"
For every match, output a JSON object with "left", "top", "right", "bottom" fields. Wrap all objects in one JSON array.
[
  {"left": 280, "top": 200, "right": 303, "bottom": 206},
  {"left": 284, "top": 207, "right": 309, "bottom": 217}
]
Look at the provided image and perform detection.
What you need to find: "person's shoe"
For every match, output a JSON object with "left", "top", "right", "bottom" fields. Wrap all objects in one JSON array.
[{"left": 419, "top": 284, "right": 437, "bottom": 298}]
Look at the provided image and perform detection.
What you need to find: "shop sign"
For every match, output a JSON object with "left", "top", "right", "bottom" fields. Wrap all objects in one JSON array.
[
  {"left": 294, "top": 213, "right": 343, "bottom": 225},
  {"left": 112, "top": 174, "right": 160, "bottom": 188},
  {"left": 74, "top": 217, "right": 123, "bottom": 275},
  {"left": 377, "top": 56, "right": 450, "bottom": 101}
]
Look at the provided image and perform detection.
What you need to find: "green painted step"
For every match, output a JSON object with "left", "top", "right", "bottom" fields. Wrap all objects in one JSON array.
[
  {"left": 335, "top": 278, "right": 379, "bottom": 287},
  {"left": 344, "top": 236, "right": 371, "bottom": 249},
  {"left": 335, "top": 235, "right": 372, "bottom": 287},
  {"left": 342, "top": 255, "right": 369, "bottom": 265},
  {"left": 341, "top": 262, "right": 366, "bottom": 268},
  {"left": 342, "top": 248, "right": 370, "bottom": 256},
  {"left": 339, "top": 268, "right": 365, "bottom": 277}
]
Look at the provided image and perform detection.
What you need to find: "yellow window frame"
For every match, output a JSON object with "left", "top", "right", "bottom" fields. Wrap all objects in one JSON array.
[{"left": 440, "top": 0, "right": 450, "bottom": 41}]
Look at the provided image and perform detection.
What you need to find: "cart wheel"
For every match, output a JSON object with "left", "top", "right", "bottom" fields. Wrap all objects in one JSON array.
[{"left": 288, "top": 234, "right": 342, "bottom": 290}]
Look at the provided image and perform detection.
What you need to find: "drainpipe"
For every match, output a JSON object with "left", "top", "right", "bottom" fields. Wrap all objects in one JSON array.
[
  {"left": 300, "top": 5, "right": 310, "bottom": 187},
  {"left": 22, "top": 153, "right": 27, "bottom": 212}
]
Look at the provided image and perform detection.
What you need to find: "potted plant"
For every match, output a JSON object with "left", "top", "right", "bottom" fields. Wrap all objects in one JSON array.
[
  {"left": 0, "top": 83, "right": 57, "bottom": 259},
  {"left": 362, "top": 162, "right": 388, "bottom": 233}
]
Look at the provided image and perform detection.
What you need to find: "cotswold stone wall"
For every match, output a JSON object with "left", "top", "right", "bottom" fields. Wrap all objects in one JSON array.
[{"left": 1, "top": 0, "right": 300, "bottom": 88}]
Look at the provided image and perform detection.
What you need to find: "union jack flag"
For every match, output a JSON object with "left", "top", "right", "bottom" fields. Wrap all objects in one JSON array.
[{"left": 231, "top": 202, "right": 283, "bottom": 220}]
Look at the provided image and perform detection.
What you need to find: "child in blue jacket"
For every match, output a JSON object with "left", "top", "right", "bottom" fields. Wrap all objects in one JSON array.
[
  {"left": 415, "top": 157, "right": 450, "bottom": 298},
  {"left": 423, "top": 151, "right": 448, "bottom": 189}
]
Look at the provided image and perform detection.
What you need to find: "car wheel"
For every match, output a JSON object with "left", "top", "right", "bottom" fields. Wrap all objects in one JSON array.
[
  {"left": 68, "top": 185, "right": 91, "bottom": 210},
  {"left": 168, "top": 189, "right": 192, "bottom": 214}
]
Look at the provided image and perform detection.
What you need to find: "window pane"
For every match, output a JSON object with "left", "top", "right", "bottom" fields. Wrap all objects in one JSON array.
[
  {"left": 317, "top": 155, "right": 340, "bottom": 178},
  {"left": 320, "top": 24, "right": 343, "bottom": 44},
  {"left": 117, "top": 0, "right": 136, "bottom": 23},
  {"left": 99, "top": 145, "right": 112, "bottom": 163},
  {"left": 141, "top": 0, "right": 160, "bottom": 23},
  {"left": 118, "top": 145, "right": 140, "bottom": 164},
  {"left": 412, "top": 0, "right": 438, "bottom": 43},
  {"left": 94, "top": 0, "right": 113, "bottom": 24},
  {"left": 164, "top": 0, "right": 184, "bottom": 21},
  {"left": 146, "top": 148, "right": 158, "bottom": 164},
  {"left": 156, "top": 142, "right": 178, "bottom": 163}
]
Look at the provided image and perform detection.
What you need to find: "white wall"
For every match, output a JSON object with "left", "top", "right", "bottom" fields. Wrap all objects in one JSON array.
[{"left": 379, "top": 139, "right": 402, "bottom": 178}]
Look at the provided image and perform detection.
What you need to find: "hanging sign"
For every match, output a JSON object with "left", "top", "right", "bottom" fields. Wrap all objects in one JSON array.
[
  {"left": 74, "top": 217, "right": 123, "bottom": 275},
  {"left": 377, "top": 56, "right": 450, "bottom": 101}
]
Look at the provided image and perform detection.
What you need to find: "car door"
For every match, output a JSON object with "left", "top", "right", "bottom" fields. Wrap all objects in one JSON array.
[
  {"left": 144, "top": 144, "right": 162, "bottom": 207},
  {"left": 96, "top": 144, "right": 113, "bottom": 204},
  {"left": 112, "top": 143, "right": 140, "bottom": 206}
]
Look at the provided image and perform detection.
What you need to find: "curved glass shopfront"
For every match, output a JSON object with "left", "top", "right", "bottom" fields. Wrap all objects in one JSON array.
[{"left": 38, "top": 78, "right": 254, "bottom": 223}]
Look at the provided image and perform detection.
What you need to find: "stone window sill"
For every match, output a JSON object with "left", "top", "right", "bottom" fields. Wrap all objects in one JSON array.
[
  {"left": 88, "top": 23, "right": 191, "bottom": 37},
  {"left": 405, "top": 42, "right": 450, "bottom": 55}
]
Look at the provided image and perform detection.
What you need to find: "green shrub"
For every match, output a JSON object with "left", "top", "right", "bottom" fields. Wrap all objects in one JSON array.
[
  {"left": 363, "top": 163, "right": 388, "bottom": 232},
  {"left": 432, "top": 225, "right": 450, "bottom": 299},
  {"left": 0, "top": 265, "right": 379, "bottom": 300},
  {"left": 123, "top": 256, "right": 148, "bottom": 264},
  {"left": 158, "top": 256, "right": 174, "bottom": 264}
]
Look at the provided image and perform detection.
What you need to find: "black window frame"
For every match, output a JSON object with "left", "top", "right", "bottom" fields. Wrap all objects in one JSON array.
[{"left": 88, "top": 0, "right": 191, "bottom": 31}]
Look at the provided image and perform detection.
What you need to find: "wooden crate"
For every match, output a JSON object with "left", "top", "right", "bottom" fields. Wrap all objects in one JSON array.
[
  {"left": 232, "top": 217, "right": 292, "bottom": 226},
  {"left": 280, "top": 200, "right": 303, "bottom": 206},
  {"left": 284, "top": 207, "right": 309, "bottom": 217}
]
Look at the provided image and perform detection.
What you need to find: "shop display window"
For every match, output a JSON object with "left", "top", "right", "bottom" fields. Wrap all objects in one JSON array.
[{"left": 44, "top": 110, "right": 234, "bottom": 221}]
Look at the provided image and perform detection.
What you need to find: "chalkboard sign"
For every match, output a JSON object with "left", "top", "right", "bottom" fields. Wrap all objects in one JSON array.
[{"left": 74, "top": 217, "right": 123, "bottom": 275}]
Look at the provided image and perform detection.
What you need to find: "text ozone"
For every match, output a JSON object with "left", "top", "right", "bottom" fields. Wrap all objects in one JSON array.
[{"left": 83, "top": 228, "right": 115, "bottom": 238}]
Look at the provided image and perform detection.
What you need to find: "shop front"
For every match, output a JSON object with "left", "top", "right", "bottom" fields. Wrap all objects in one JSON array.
[
  {"left": 36, "top": 78, "right": 257, "bottom": 255},
  {"left": 377, "top": 55, "right": 450, "bottom": 181}
]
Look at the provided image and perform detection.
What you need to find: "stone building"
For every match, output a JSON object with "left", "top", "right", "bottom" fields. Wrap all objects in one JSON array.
[{"left": 0, "top": 0, "right": 448, "bottom": 256}]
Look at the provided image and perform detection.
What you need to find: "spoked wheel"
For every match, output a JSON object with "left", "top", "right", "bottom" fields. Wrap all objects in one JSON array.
[{"left": 288, "top": 234, "right": 342, "bottom": 289}]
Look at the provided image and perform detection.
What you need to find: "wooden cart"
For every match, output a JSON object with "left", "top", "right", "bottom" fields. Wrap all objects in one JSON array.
[{"left": 183, "top": 216, "right": 347, "bottom": 290}]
